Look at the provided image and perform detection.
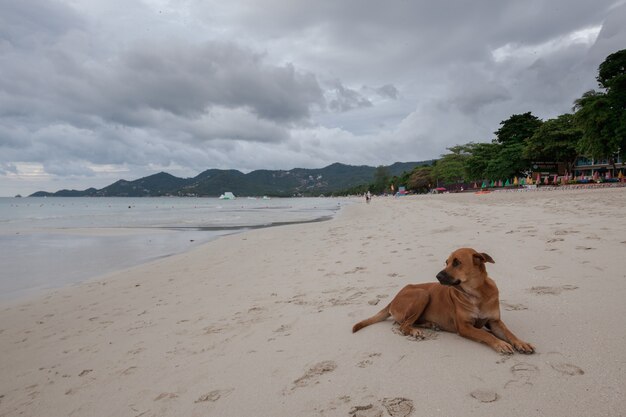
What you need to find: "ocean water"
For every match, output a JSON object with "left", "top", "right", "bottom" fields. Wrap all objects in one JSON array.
[{"left": 0, "top": 197, "right": 345, "bottom": 300}]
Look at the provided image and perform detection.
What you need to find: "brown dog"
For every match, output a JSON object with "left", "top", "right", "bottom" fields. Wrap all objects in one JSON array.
[{"left": 352, "top": 248, "right": 534, "bottom": 354}]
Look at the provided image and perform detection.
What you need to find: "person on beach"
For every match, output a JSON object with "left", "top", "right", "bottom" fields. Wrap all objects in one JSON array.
[{"left": 366, "top": 190, "right": 371, "bottom": 204}]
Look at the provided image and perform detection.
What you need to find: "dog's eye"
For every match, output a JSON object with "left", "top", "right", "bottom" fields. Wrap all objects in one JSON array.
[{"left": 452, "top": 259, "right": 461, "bottom": 267}]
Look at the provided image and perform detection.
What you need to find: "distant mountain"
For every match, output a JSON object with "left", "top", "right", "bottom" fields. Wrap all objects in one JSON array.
[{"left": 29, "top": 161, "right": 433, "bottom": 197}]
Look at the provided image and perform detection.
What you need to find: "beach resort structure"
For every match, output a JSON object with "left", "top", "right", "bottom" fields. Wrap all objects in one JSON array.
[{"left": 572, "top": 155, "right": 625, "bottom": 179}]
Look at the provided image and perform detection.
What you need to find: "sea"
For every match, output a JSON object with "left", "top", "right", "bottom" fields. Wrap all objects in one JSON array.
[{"left": 0, "top": 196, "right": 345, "bottom": 300}]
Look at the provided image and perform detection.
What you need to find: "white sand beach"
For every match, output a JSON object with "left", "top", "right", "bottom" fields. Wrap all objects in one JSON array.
[{"left": 1, "top": 188, "right": 625, "bottom": 417}]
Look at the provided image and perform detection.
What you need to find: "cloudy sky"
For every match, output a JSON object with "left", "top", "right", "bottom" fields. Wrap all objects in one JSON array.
[{"left": 1, "top": 0, "right": 625, "bottom": 195}]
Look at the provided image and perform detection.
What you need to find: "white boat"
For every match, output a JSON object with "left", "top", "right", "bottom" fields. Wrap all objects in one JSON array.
[{"left": 219, "top": 192, "right": 236, "bottom": 200}]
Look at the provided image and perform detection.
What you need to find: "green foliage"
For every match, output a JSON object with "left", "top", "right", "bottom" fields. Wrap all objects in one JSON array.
[
  {"left": 597, "top": 49, "right": 626, "bottom": 90},
  {"left": 484, "top": 142, "right": 529, "bottom": 180},
  {"left": 406, "top": 166, "right": 434, "bottom": 193},
  {"left": 371, "top": 165, "right": 391, "bottom": 193},
  {"left": 464, "top": 142, "right": 500, "bottom": 181},
  {"left": 494, "top": 112, "right": 543, "bottom": 145},
  {"left": 524, "top": 114, "right": 581, "bottom": 171},
  {"left": 574, "top": 49, "right": 626, "bottom": 161},
  {"left": 432, "top": 145, "right": 470, "bottom": 183}
]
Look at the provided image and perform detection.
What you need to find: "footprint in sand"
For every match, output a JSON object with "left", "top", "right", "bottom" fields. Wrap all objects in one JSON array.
[
  {"left": 345, "top": 267, "right": 367, "bottom": 275},
  {"left": 546, "top": 238, "right": 564, "bottom": 243},
  {"left": 195, "top": 388, "right": 234, "bottom": 403},
  {"left": 273, "top": 324, "right": 291, "bottom": 335},
  {"left": 533, "top": 265, "right": 551, "bottom": 271},
  {"left": 382, "top": 398, "right": 414, "bottom": 417},
  {"left": 505, "top": 362, "right": 539, "bottom": 389},
  {"left": 575, "top": 246, "right": 595, "bottom": 251},
  {"left": 554, "top": 230, "right": 579, "bottom": 236},
  {"left": 368, "top": 294, "right": 389, "bottom": 306},
  {"left": 349, "top": 403, "right": 383, "bottom": 417},
  {"left": 356, "top": 353, "right": 381, "bottom": 368},
  {"left": 550, "top": 363, "right": 584, "bottom": 376},
  {"left": 154, "top": 392, "right": 178, "bottom": 401},
  {"left": 292, "top": 361, "right": 337, "bottom": 389},
  {"left": 528, "top": 285, "right": 578, "bottom": 295},
  {"left": 500, "top": 302, "right": 528, "bottom": 311},
  {"left": 469, "top": 390, "right": 498, "bottom": 403},
  {"left": 120, "top": 366, "right": 138, "bottom": 376}
]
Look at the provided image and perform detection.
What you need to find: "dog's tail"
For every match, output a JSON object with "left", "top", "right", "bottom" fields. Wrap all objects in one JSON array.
[{"left": 352, "top": 304, "right": 391, "bottom": 333}]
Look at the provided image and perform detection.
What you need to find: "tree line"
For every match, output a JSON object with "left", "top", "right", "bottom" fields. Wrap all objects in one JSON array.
[{"left": 366, "top": 49, "right": 626, "bottom": 195}]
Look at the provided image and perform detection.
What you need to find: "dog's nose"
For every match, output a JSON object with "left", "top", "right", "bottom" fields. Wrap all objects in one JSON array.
[{"left": 436, "top": 271, "right": 448, "bottom": 282}]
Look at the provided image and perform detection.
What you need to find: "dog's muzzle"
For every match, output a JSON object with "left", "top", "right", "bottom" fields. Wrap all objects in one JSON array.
[{"left": 436, "top": 271, "right": 461, "bottom": 286}]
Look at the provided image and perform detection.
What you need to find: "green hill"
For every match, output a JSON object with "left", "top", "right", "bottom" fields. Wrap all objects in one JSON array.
[{"left": 29, "top": 161, "right": 433, "bottom": 197}]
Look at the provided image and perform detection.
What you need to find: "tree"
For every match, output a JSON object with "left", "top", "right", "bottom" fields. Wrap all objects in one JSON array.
[
  {"left": 406, "top": 166, "right": 434, "bottom": 193},
  {"left": 597, "top": 49, "right": 626, "bottom": 90},
  {"left": 479, "top": 112, "right": 543, "bottom": 180},
  {"left": 464, "top": 142, "right": 500, "bottom": 181},
  {"left": 524, "top": 113, "right": 582, "bottom": 172},
  {"left": 494, "top": 112, "right": 543, "bottom": 145},
  {"left": 372, "top": 165, "right": 391, "bottom": 193},
  {"left": 432, "top": 145, "right": 470, "bottom": 184},
  {"left": 574, "top": 49, "right": 626, "bottom": 161},
  {"left": 484, "top": 142, "right": 528, "bottom": 180}
]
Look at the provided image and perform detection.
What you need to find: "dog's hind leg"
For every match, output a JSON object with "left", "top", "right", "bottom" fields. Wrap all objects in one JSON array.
[{"left": 391, "top": 290, "right": 430, "bottom": 338}]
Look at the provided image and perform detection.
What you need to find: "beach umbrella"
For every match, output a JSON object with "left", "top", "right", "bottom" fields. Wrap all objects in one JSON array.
[
  {"left": 481, "top": 181, "right": 487, "bottom": 188},
  {"left": 513, "top": 176, "right": 518, "bottom": 185},
  {"left": 553, "top": 174, "right": 558, "bottom": 184},
  {"left": 619, "top": 171, "right": 624, "bottom": 179},
  {"left": 526, "top": 176, "right": 532, "bottom": 185},
  {"left": 473, "top": 182, "right": 478, "bottom": 189},
  {"left": 505, "top": 179, "right": 510, "bottom": 186},
  {"left": 498, "top": 180, "right": 503, "bottom": 187},
  {"left": 593, "top": 171, "right": 599, "bottom": 181},
  {"left": 490, "top": 180, "right": 495, "bottom": 187}
]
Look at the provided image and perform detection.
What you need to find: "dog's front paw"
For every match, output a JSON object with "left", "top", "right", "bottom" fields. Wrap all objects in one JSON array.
[
  {"left": 513, "top": 340, "right": 535, "bottom": 354},
  {"left": 492, "top": 340, "right": 514, "bottom": 355}
]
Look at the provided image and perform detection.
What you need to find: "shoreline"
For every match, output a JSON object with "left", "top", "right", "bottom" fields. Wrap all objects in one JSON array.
[
  {"left": 0, "top": 210, "right": 342, "bottom": 303},
  {"left": 0, "top": 199, "right": 346, "bottom": 300},
  {"left": 1, "top": 188, "right": 625, "bottom": 416}
]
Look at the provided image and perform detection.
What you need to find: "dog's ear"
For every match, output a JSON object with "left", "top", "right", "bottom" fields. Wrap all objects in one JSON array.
[{"left": 473, "top": 252, "right": 495, "bottom": 265}]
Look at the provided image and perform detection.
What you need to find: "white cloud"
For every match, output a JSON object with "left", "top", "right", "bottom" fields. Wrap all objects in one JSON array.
[{"left": 492, "top": 25, "right": 602, "bottom": 63}]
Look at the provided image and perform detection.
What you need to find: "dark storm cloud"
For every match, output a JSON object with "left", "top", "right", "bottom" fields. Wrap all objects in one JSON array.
[
  {"left": 374, "top": 84, "right": 399, "bottom": 100},
  {"left": 327, "top": 81, "right": 372, "bottom": 112},
  {"left": 228, "top": 0, "right": 619, "bottom": 73},
  {"left": 0, "top": 37, "right": 324, "bottom": 127},
  {"left": 102, "top": 40, "right": 324, "bottom": 124},
  {"left": 0, "top": 0, "right": 83, "bottom": 46}
]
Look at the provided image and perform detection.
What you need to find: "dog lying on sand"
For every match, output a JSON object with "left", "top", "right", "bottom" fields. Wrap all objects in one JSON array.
[{"left": 352, "top": 248, "right": 534, "bottom": 354}]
